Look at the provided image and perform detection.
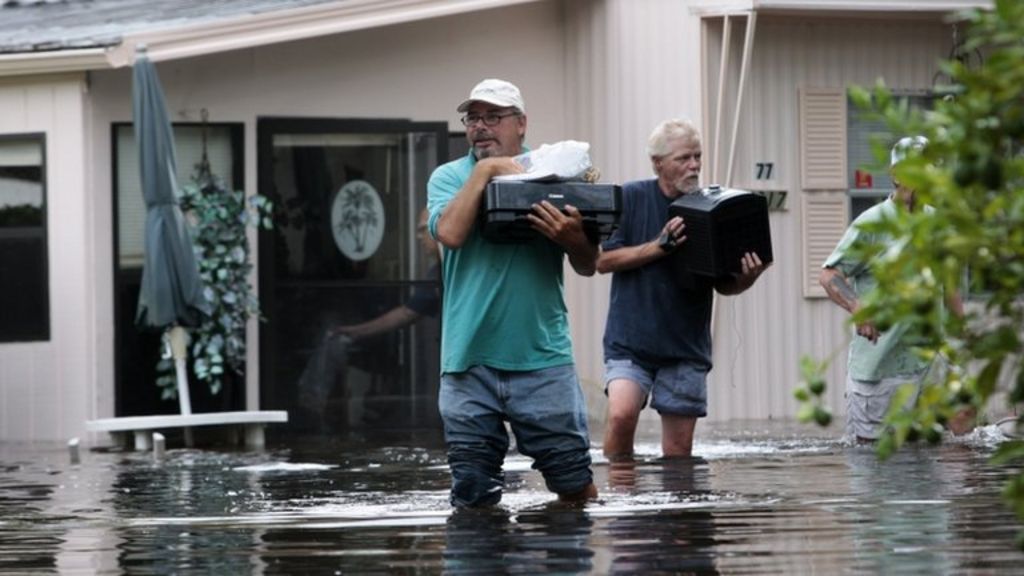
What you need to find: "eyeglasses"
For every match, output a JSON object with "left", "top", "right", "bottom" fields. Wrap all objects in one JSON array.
[{"left": 460, "top": 111, "right": 520, "bottom": 127}]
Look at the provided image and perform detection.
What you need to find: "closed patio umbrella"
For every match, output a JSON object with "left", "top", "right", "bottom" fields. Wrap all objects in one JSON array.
[{"left": 133, "top": 49, "right": 210, "bottom": 417}]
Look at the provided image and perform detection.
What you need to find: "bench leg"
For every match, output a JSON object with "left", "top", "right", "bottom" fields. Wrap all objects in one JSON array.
[
  {"left": 108, "top": 432, "right": 129, "bottom": 450},
  {"left": 244, "top": 424, "right": 265, "bottom": 450},
  {"left": 134, "top": 431, "right": 152, "bottom": 451},
  {"left": 225, "top": 426, "right": 240, "bottom": 447}
]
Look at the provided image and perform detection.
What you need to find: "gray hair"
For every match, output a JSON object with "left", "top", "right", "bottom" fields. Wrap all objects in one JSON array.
[{"left": 646, "top": 118, "right": 701, "bottom": 158}]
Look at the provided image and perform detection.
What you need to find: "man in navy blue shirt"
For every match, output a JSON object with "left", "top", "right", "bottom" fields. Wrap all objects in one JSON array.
[
  {"left": 331, "top": 209, "right": 440, "bottom": 340},
  {"left": 598, "top": 118, "right": 769, "bottom": 459}
]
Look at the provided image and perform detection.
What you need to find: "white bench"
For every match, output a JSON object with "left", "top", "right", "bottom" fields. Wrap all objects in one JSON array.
[{"left": 86, "top": 410, "right": 289, "bottom": 450}]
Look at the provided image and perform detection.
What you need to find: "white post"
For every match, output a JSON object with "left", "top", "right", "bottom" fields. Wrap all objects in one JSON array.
[
  {"left": 725, "top": 11, "right": 758, "bottom": 188},
  {"left": 68, "top": 437, "right": 80, "bottom": 465},
  {"left": 153, "top": 432, "right": 166, "bottom": 461},
  {"left": 168, "top": 326, "right": 195, "bottom": 447},
  {"left": 168, "top": 326, "right": 192, "bottom": 415}
]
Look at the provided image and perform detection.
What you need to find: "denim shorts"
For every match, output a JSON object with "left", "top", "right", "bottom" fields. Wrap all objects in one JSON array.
[
  {"left": 604, "top": 356, "right": 708, "bottom": 417},
  {"left": 438, "top": 364, "right": 593, "bottom": 507}
]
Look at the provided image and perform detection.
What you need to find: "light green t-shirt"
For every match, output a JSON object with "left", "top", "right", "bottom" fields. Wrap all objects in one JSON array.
[
  {"left": 427, "top": 152, "right": 574, "bottom": 374},
  {"left": 823, "top": 199, "right": 929, "bottom": 381}
]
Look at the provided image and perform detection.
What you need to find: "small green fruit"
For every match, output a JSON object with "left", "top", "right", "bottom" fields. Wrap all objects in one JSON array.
[{"left": 813, "top": 407, "right": 832, "bottom": 427}]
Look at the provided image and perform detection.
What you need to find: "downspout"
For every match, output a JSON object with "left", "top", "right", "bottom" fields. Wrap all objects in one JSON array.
[
  {"left": 711, "top": 15, "right": 732, "bottom": 184},
  {"left": 725, "top": 10, "right": 757, "bottom": 187},
  {"left": 712, "top": 10, "right": 757, "bottom": 343}
]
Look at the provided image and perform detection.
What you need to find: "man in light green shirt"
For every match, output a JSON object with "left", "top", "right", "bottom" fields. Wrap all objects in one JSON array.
[{"left": 820, "top": 136, "right": 966, "bottom": 441}]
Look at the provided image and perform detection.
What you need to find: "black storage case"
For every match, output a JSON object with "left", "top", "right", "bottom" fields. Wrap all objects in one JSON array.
[
  {"left": 669, "top": 185, "right": 773, "bottom": 278},
  {"left": 479, "top": 181, "right": 622, "bottom": 243}
]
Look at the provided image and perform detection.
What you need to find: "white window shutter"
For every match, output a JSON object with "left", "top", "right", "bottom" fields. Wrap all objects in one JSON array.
[
  {"left": 802, "top": 192, "right": 848, "bottom": 298},
  {"left": 800, "top": 88, "right": 847, "bottom": 190},
  {"left": 799, "top": 87, "right": 848, "bottom": 298}
]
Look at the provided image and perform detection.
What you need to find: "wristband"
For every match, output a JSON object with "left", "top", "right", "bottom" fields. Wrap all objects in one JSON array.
[{"left": 658, "top": 232, "right": 676, "bottom": 252}]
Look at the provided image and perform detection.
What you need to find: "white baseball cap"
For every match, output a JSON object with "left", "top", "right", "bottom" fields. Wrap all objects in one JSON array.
[
  {"left": 457, "top": 78, "right": 526, "bottom": 113},
  {"left": 891, "top": 135, "right": 928, "bottom": 167}
]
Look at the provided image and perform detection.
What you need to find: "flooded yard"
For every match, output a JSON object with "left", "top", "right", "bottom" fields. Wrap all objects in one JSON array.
[{"left": 1, "top": 421, "right": 1021, "bottom": 574}]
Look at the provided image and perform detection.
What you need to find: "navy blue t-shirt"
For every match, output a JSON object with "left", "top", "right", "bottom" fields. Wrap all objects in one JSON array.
[
  {"left": 602, "top": 179, "right": 714, "bottom": 370},
  {"left": 406, "top": 263, "right": 441, "bottom": 317}
]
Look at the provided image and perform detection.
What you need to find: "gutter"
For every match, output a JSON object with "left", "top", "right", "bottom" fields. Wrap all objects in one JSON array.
[{"left": 0, "top": 0, "right": 543, "bottom": 77}]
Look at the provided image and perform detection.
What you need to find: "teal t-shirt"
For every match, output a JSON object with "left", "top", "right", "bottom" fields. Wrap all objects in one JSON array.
[
  {"left": 427, "top": 152, "right": 574, "bottom": 374},
  {"left": 823, "top": 199, "right": 928, "bottom": 381}
]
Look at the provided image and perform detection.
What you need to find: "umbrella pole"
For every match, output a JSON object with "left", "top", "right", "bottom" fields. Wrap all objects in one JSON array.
[{"left": 168, "top": 326, "right": 195, "bottom": 447}]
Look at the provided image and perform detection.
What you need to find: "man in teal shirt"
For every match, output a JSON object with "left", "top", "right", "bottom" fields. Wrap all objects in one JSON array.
[
  {"left": 427, "top": 78, "right": 599, "bottom": 507},
  {"left": 820, "top": 136, "right": 966, "bottom": 441}
]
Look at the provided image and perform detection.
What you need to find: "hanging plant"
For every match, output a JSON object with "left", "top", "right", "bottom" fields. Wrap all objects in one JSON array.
[{"left": 155, "top": 170, "right": 273, "bottom": 399}]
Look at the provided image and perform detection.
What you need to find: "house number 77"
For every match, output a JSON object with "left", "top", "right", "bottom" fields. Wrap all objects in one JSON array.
[{"left": 755, "top": 162, "right": 774, "bottom": 180}]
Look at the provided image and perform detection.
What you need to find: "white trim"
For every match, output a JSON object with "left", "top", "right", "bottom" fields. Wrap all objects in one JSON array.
[
  {"left": 0, "top": 48, "right": 108, "bottom": 78},
  {"left": 690, "top": 0, "right": 990, "bottom": 17},
  {"left": 85, "top": 410, "right": 288, "bottom": 432},
  {"left": 0, "top": 0, "right": 544, "bottom": 76}
]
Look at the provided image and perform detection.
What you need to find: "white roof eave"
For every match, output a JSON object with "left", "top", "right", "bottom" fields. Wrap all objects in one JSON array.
[
  {"left": 0, "top": 0, "right": 543, "bottom": 78},
  {"left": 690, "top": 0, "right": 992, "bottom": 17}
]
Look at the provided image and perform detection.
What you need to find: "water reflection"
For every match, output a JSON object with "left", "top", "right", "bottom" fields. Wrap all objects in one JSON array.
[
  {"left": 598, "top": 457, "right": 719, "bottom": 574},
  {"left": 0, "top": 459, "right": 60, "bottom": 573},
  {"left": 444, "top": 506, "right": 595, "bottom": 574},
  {"left": 1, "top": 423, "right": 1022, "bottom": 574}
]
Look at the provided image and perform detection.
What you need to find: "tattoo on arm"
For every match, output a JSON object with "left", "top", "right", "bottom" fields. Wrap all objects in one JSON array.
[{"left": 827, "top": 275, "right": 858, "bottom": 313}]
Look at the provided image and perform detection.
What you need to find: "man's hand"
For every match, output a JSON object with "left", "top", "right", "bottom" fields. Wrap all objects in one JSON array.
[
  {"left": 528, "top": 201, "right": 597, "bottom": 275},
  {"left": 476, "top": 156, "right": 524, "bottom": 180},
  {"left": 528, "top": 201, "right": 588, "bottom": 246},
  {"left": 656, "top": 216, "right": 687, "bottom": 253},
  {"left": 854, "top": 318, "right": 880, "bottom": 344},
  {"left": 716, "top": 251, "right": 769, "bottom": 295}
]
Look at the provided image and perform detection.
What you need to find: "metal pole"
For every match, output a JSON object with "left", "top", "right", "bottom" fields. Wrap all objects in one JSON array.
[{"left": 725, "top": 11, "right": 758, "bottom": 188}]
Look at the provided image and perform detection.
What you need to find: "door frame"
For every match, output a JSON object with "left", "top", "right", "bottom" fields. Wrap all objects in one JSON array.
[{"left": 255, "top": 117, "right": 449, "bottom": 421}]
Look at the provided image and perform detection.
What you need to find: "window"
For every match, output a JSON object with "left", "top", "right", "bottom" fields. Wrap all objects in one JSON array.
[
  {"left": 847, "top": 93, "right": 934, "bottom": 221},
  {"left": 0, "top": 134, "right": 49, "bottom": 342},
  {"left": 115, "top": 124, "right": 240, "bottom": 267}
]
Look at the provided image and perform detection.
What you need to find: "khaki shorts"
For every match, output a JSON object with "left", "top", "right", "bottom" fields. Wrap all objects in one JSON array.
[{"left": 846, "top": 371, "right": 925, "bottom": 440}]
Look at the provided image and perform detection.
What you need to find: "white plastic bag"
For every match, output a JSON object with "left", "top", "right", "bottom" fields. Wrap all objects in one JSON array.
[{"left": 494, "top": 140, "right": 593, "bottom": 182}]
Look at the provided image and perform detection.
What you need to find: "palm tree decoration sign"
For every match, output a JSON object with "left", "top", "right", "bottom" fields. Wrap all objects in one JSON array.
[{"left": 331, "top": 180, "right": 384, "bottom": 261}]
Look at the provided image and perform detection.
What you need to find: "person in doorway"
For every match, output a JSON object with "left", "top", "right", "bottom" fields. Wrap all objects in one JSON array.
[
  {"left": 330, "top": 209, "right": 441, "bottom": 341},
  {"left": 819, "top": 136, "right": 969, "bottom": 442},
  {"left": 598, "top": 118, "right": 769, "bottom": 460},
  {"left": 297, "top": 209, "right": 440, "bottom": 430},
  {"left": 427, "top": 78, "right": 599, "bottom": 507}
]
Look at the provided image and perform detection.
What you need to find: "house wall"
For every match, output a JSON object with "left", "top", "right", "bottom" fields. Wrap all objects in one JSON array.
[
  {"left": 561, "top": 0, "right": 705, "bottom": 426},
  {"left": 0, "top": 0, "right": 977, "bottom": 442},
  {"left": 83, "top": 1, "right": 573, "bottom": 430},
  {"left": 0, "top": 74, "right": 101, "bottom": 441},
  {"left": 701, "top": 14, "right": 951, "bottom": 420}
]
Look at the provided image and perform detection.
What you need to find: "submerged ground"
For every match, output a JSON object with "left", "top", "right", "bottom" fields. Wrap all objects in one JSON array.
[{"left": 1, "top": 420, "right": 1022, "bottom": 574}]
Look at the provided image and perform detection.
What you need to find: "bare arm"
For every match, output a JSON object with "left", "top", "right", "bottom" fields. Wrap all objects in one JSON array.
[
  {"left": 819, "top": 266, "right": 878, "bottom": 343},
  {"left": 528, "top": 201, "right": 598, "bottom": 276},
  {"left": 435, "top": 157, "right": 522, "bottom": 248},
  {"left": 330, "top": 306, "right": 421, "bottom": 341},
  {"left": 596, "top": 216, "right": 685, "bottom": 274}
]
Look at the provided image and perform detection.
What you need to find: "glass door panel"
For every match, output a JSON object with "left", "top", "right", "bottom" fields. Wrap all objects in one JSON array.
[{"left": 258, "top": 119, "right": 446, "bottom": 436}]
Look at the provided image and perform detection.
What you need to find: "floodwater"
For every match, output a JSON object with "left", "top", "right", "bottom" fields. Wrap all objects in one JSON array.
[{"left": 1, "top": 421, "right": 1022, "bottom": 575}]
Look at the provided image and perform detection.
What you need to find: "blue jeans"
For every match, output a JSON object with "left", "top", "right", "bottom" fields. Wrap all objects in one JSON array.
[{"left": 438, "top": 364, "right": 594, "bottom": 507}]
